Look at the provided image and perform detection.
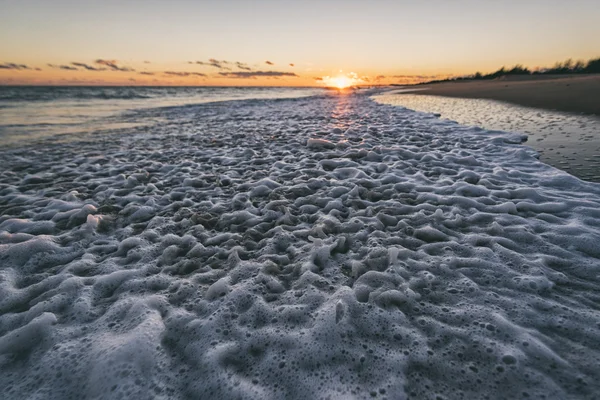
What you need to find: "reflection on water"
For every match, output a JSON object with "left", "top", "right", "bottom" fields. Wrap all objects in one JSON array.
[{"left": 373, "top": 93, "right": 600, "bottom": 183}]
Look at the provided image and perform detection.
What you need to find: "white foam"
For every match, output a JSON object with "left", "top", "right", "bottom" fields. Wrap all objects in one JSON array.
[{"left": 1, "top": 92, "right": 599, "bottom": 399}]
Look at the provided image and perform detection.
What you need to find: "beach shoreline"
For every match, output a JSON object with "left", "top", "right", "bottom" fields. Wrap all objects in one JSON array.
[
  {"left": 407, "top": 74, "right": 600, "bottom": 116},
  {"left": 373, "top": 86, "right": 600, "bottom": 183},
  {"left": 2, "top": 90, "right": 600, "bottom": 398}
]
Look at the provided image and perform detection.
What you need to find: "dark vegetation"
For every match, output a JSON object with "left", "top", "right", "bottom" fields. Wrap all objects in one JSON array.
[{"left": 422, "top": 56, "right": 600, "bottom": 84}]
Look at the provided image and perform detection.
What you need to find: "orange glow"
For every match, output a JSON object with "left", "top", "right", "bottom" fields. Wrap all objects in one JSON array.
[
  {"left": 0, "top": 65, "right": 455, "bottom": 87},
  {"left": 331, "top": 76, "right": 352, "bottom": 89},
  {"left": 320, "top": 72, "right": 364, "bottom": 89}
]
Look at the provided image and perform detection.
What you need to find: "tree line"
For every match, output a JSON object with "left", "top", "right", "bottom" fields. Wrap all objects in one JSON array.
[{"left": 422, "top": 56, "right": 600, "bottom": 84}]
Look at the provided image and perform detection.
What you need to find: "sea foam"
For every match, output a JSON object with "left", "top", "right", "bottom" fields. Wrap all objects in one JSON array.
[{"left": 1, "top": 92, "right": 599, "bottom": 399}]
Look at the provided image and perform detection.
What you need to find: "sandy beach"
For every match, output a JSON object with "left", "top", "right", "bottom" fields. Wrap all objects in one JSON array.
[
  {"left": 2, "top": 90, "right": 600, "bottom": 398},
  {"left": 413, "top": 74, "right": 600, "bottom": 115}
]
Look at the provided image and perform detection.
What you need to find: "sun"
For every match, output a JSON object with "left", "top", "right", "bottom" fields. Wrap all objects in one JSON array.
[
  {"left": 320, "top": 72, "right": 363, "bottom": 89},
  {"left": 331, "top": 76, "right": 352, "bottom": 89}
]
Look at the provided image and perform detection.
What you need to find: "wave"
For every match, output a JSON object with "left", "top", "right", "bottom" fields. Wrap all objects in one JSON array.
[
  {"left": 0, "top": 87, "right": 153, "bottom": 102},
  {"left": 0, "top": 86, "right": 327, "bottom": 146},
  {"left": 0, "top": 86, "right": 323, "bottom": 103}
]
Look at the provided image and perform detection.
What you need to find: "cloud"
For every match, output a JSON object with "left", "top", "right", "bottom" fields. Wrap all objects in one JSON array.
[
  {"left": 391, "top": 74, "right": 439, "bottom": 79},
  {"left": 289, "top": 63, "right": 295, "bottom": 67},
  {"left": 143, "top": 61, "right": 151, "bottom": 64},
  {"left": 193, "top": 59, "right": 231, "bottom": 70},
  {"left": 314, "top": 77, "right": 323, "bottom": 81},
  {"left": 265, "top": 60, "right": 274, "bottom": 65},
  {"left": 235, "top": 62, "right": 252, "bottom": 71},
  {"left": 48, "top": 63, "right": 78, "bottom": 71},
  {"left": 209, "top": 58, "right": 230, "bottom": 69},
  {"left": 192, "top": 59, "right": 255, "bottom": 71},
  {"left": 0, "top": 63, "right": 30, "bottom": 70},
  {"left": 138, "top": 71, "right": 155, "bottom": 75},
  {"left": 219, "top": 70, "right": 297, "bottom": 79},
  {"left": 374, "top": 75, "right": 386, "bottom": 80},
  {"left": 95, "top": 59, "right": 135, "bottom": 72},
  {"left": 164, "top": 71, "right": 207, "bottom": 77},
  {"left": 71, "top": 62, "right": 105, "bottom": 71}
]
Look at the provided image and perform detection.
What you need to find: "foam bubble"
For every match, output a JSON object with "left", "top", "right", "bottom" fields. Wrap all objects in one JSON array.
[{"left": 0, "top": 92, "right": 599, "bottom": 398}]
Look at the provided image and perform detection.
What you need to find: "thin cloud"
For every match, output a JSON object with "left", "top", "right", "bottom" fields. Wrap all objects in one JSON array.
[
  {"left": 209, "top": 58, "right": 230, "bottom": 69},
  {"left": 164, "top": 71, "right": 207, "bottom": 77},
  {"left": 265, "top": 60, "right": 274, "bottom": 65},
  {"left": 0, "top": 63, "right": 30, "bottom": 70},
  {"left": 48, "top": 63, "right": 78, "bottom": 71},
  {"left": 235, "top": 62, "right": 252, "bottom": 71},
  {"left": 139, "top": 71, "right": 155, "bottom": 75},
  {"left": 219, "top": 71, "right": 297, "bottom": 79},
  {"left": 95, "top": 59, "right": 135, "bottom": 72},
  {"left": 193, "top": 59, "right": 231, "bottom": 70},
  {"left": 374, "top": 75, "right": 386, "bottom": 80},
  {"left": 391, "top": 74, "right": 439, "bottom": 79},
  {"left": 143, "top": 61, "right": 151, "bottom": 64},
  {"left": 289, "top": 63, "right": 295, "bottom": 67},
  {"left": 71, "top": 62, "right": 105, "bottom": 71},
  {"left": 192, "top": 59, "right": 255, "bottom": 71}
]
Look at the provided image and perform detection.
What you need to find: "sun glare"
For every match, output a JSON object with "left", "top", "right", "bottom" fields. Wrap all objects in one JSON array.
[
  {"left": 332, "top": 76, "right": 352, "bottom": 89},
  {"left": 321, "top": 72, "right": 363, "bottom": 89}
]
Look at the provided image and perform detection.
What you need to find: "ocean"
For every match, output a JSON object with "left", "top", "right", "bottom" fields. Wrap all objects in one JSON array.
[
  {"left": 0, "top": 86, "right": 324, "bottom": 145},
  {"left": 1, "top": 86, "right": 600, "bottom": 399}
]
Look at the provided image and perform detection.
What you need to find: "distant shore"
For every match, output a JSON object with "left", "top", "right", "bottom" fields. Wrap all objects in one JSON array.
[{"left": 409, "top": 74, "right": 600, "bottom": 116}]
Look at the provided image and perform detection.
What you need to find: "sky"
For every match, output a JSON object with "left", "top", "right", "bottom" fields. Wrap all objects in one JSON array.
[{"left": 1, "top": 0, "right": 599, "bottom": 86}]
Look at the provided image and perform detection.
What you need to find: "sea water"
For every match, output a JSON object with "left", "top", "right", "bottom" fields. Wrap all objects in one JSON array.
[
  {"left": 1, "top": 87, "right": 599, "bottom": 399},
  {"left": 0, "top": 86, "right": 324, "bottom": 145}
]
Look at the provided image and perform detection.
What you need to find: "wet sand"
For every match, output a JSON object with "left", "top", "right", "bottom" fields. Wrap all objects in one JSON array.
[
  {"left": 372, "top": 92, "right": 600, "bottom": 182},
  {"left": 413, "top": 75, "right": 600, "bottom": 116}
]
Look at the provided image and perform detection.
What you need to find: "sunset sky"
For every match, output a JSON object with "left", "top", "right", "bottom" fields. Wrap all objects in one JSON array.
[{"left": 1, "top": 0, "right": 599, "bottom": 86}]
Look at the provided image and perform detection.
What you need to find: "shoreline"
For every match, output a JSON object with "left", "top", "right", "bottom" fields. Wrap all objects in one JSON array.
[
  {"left": 407, "top": 74, "right": 600, "bottom": 116},
  {"left": 372, "top": 87, "right": 600, "bottom": 183},
  {"left": 2, "top": 91, "right": 600, "bottom": 398}
]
